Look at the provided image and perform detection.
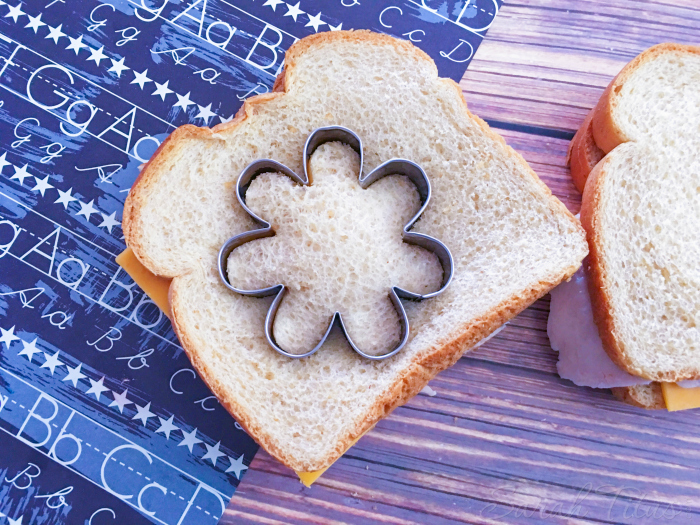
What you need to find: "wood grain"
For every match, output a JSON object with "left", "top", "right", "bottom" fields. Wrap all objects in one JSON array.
[{"left": 222, "top": 2, "right": 700, "bottom": 523}]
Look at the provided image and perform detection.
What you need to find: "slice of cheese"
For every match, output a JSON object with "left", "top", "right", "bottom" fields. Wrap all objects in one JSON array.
[
  {"left": 661, "top": 382, "right": 700, "bottom": 412},
  {"left": 115, "top": 248, "right": 172, "bottom": 318},
  {"left": 116, "top": 247, "right": 353, "bottom": 485}
]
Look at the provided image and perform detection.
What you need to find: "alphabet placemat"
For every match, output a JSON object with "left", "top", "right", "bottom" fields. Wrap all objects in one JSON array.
[{"left": 0, "top": 1, "right": 501, "bottom": 523}]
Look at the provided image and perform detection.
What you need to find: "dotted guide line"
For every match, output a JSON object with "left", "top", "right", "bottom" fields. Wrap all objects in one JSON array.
[
  {"left": 0, "top": 383, "right": 222, "bottom": 523},
  {"left": 0, "top": 325, "right": 249, "bottom": 482},
  {"left": 0, "top": 205, "right": 182, "bottom": 350},
  {"left": 3, "top": 2, "right": 231, "bottom": 125}
]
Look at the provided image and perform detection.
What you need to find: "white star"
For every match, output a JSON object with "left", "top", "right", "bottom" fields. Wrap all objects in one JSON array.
[
  {"left": 5, "top": 3, "right": 25, "bottom": 23},
  {"left": 284, "top": 2, "right": 304, "bottom": 22},
  {"left": 152, "top": 80, "right": 173, "bottom": 101},
  {"left": 329, "top": 22, "right": 343, "bottom": 31},
  {"left": 10, "top": 164, "right": 31, "bottom": 185},
  {"left": 66, "top": 35, "right": 88, "bottom": 55},
  {"left": 107, "top": 57, "right": 129, "bottom": 78},
  {"left": 109, "top": 389, "right": 133, "bottom": 413},
  {"left": 263, "top": 0, "right": 284, "bottom": 10},
  {"left": 45, "top": 23, "right": 66, "bottom": 44},
  {"left": 24, "top": 12, "right": 45, "bottom": 33},
  {"left": 225, "top": 454, "right": 248, "bottom": 479},
  {"left": 17, "top": 338, "right": 41, "bottom": 362},
  {"left": 54, "top": 187, "right": 77, "bottom": 209},
  {"left": 177, "top": 427, "right": 203, "bottom": 453},
  {"left": 132, "top": 402, "right": 156, "bottom": 426},
  {"left": 195, "top": 103, "right": 216, "bottom": 125},
  {"left": 40, "top": 350, "right": 64, "bottom": 375},
  {"left": 87, "top": 46, "right": 108, "bottom": 66},
  {"left": 0, "top": 326, "right": 20, "bottom": 348},
  {"left": 8, "top": 516, "right": 23, "bottom": 525},
  {"left": 131, "top": 69, "right": 152, "bottom": 90},
  {"left": 201, "top": 441, "right": 225, "bottom": 466},
  {"left": 76, "top": 200, "right": 98, "bottom": 220},
  {"left": 173, "top": 92, "right": 194, "bottom": 111},
  {"left": 98, "top": 211, "right": 120, "bottom": 233},
  {"left": 0, "top": 152, "right": 11, "bottom": 173},
  {"left": 86, "top": 377, "right": 109, "bottom": 401},
  {"left": 155, "top": 415, "right": 179, "bottom": 440},
  {"left": 62, "top": 363, "right": 87, "bottom": 388},
  {"left": 31, "top": 175, "right": 54, "bottom": 196},
  {"left": 305, "top": 12, "right": 326, "bottom": 32},
  {"left": 219, "top": 114, "right": 234, "bottom": 124}
]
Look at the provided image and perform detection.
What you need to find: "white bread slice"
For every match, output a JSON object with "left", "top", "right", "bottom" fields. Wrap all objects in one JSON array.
[
  {"left": 581, "top": 44, "right": 700, "bottom": 383},
  {"left": 123, "top": 31, "right": 587, "bottom": 471}
]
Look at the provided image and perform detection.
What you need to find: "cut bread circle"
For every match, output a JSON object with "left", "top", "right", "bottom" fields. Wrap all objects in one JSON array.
[{"left": 123, "top": 31, "right": 587, "bottom": 471}]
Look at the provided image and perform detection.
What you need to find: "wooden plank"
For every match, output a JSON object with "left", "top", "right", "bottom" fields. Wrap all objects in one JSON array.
[{"left": 223, "top": 1, "right": 700, "bottom": 523}]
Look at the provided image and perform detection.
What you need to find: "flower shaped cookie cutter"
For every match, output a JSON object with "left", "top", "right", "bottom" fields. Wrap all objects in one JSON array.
[{"left": 218, "top": 126, "right": 454, "bottom": 360}]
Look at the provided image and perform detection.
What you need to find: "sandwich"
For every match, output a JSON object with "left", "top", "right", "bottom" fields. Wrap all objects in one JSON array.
[
  {"left": 119, "top": 30, "right": 587, "bottom": 482},
  {"left": 549, "top": 43, "right": 700, "bottom": 411}
]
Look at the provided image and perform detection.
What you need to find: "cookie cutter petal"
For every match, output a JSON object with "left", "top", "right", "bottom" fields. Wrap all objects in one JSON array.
[{"left": 218, "top": 126, "right": 453, "bottom": 360}]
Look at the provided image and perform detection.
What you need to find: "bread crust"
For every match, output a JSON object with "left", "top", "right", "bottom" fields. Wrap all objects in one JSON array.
[
  {"left": 611, "top": 383, "right": 665, "bottom": 410},
  {"left": 580, "top": 43, "right": 700, "bottom": 383},
  {"left": 124, "top": 30, "right": 586, "bottom": 471},
  {"left": 580, "top": 154, "right": 640, "bottom": 376},
  {"left": 591, "top": 43, "right": 700, "bottom": 153},
  {"left": 567, "top": 109, "right": 605, "bottom": 193}
]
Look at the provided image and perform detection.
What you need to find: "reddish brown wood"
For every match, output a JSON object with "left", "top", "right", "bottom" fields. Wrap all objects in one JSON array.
[{"left": 223, "top": 2, "right": 700, "bottom": 523}]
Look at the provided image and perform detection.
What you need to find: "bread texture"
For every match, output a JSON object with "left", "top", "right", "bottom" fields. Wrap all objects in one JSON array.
[
  {"left": 123, "top": 31, "right": 587, "bottom": 471},
  {"left": 611, "top": 383, "right": 665, "bottom": 410},
  {"left": 226, "top": 142, "right": 442, "bottom": 356},
  {"left": 580, "top": 43, "right": 700, "bottom": 383}
]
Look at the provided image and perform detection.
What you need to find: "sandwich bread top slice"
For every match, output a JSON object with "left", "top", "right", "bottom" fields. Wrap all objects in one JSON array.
[
  {"left": 123, "top": 31, "right": 587, "bottom": 471},
  {"left": 581, "top": 44, "right": 700, "bottom": 383}
]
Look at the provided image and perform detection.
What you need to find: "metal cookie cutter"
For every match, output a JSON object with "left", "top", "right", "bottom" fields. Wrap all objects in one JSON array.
[{"left": 218, "top": 126, "right": 453, "bottom": 360}]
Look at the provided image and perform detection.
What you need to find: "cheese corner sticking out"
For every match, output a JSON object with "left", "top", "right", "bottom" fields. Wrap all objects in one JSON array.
[
  {"left": 547, "top": 261, "right": 650, "bottom": 389},
  {"left": 116, "top": 248, "right": 172, "bottom": 318},
  {"left": 661, "top": 382, "right": 700, "bottom": 412},
  {"left": 297, "top": 429, "right": 370, "bottom": 487},
  {"left": 116, "top": 245, "right": 350, "bottom": 486},
  {"left": 297, "top": 468, "right": 327, "bottom": 488}
]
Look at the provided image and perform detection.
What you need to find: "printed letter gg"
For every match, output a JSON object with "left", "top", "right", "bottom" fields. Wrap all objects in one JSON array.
[
  {"left": 0, "top": 219, "right": 21, "bottom": 258},
  {"left": 27, "top": 65, "right": 73, "bottom": 110}
]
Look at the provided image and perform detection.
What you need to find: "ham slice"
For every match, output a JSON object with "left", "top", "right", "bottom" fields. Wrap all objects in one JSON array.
[{"left": 547, "top": 260, "right": 650, "bottom": 388}]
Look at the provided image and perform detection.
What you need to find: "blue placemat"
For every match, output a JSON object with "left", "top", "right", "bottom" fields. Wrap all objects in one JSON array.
[{"left": 0, "top": 1, "right": 501, "bottom": 523}]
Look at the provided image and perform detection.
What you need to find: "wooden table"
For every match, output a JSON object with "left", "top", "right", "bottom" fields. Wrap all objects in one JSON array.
[{"left": 222, "top": 2, "right": 700, "bottom": 523}]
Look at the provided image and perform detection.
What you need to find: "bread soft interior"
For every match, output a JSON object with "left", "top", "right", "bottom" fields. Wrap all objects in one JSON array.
[
  {"left": 584, "top": 47, "right": 700, "bottom": 380},
  {"left": 227, "top": 142, "right": 442, "bottom": 356}
]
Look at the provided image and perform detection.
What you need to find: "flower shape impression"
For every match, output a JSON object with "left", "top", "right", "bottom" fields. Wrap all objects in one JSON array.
[{"left": 218, "top": 127, "right": 453, "bottom": 360}]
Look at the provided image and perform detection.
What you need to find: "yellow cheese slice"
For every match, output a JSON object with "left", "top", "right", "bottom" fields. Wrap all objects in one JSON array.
[
  {"left": 115, "top": 248, "right": 172, "bottom": 318},
  {"left": 661, "top": 382, "right": 700, "bottom": 411},
  {"left": 297, "top": 465, "right": 331, "bottom": 488},
  {"left": 116, "top": 247, "right": 356, "bottom": 485}
]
